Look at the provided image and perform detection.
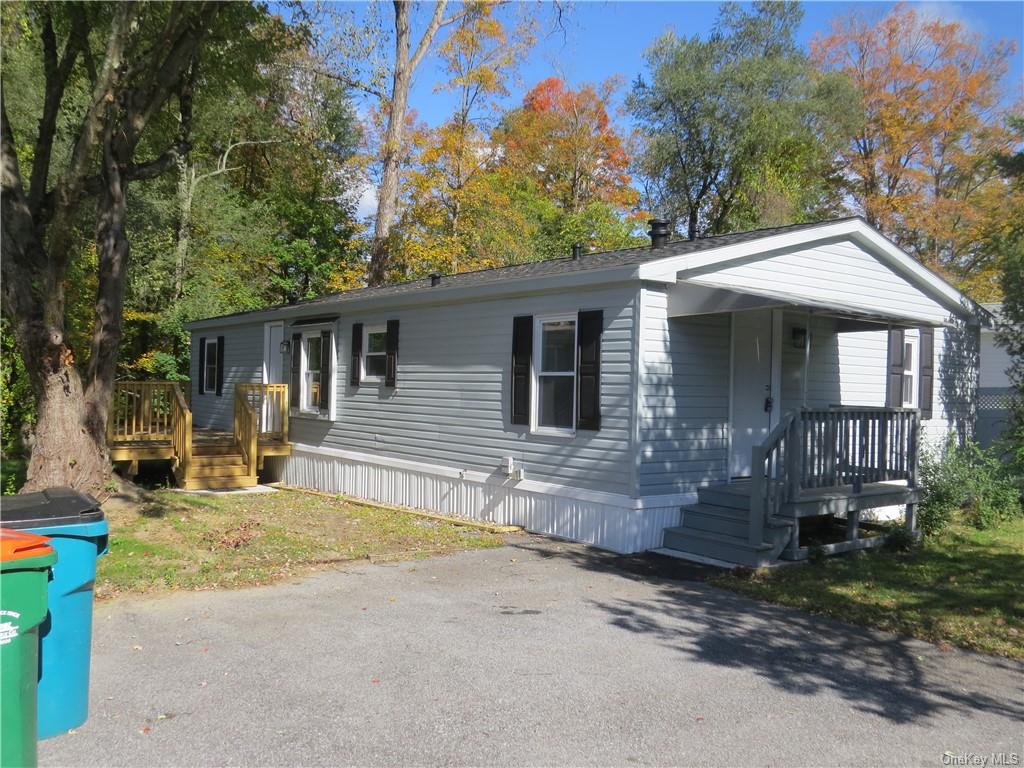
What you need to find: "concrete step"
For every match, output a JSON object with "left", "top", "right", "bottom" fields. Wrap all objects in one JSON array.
[
  {"left": 680, "top": 503, "right": 750, "bottom": 539},
  {"left": 697, "top": 485, "right": 752, "bottom": 511}
]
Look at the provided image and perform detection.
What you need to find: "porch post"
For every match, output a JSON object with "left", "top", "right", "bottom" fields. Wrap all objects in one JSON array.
[{"left": 801, "top": 310, "right": 811, "bottom": 408}]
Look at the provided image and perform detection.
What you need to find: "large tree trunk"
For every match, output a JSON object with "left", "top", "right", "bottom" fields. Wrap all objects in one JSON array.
[
  {"left": 366, "top": 1, "right": 413, "bottom": 287},
  {"left": 173, "top": 154, "right": 192, "bottom": 300},
  {"left": 20, "top": 342, "right": 109, "bottom": 494}
]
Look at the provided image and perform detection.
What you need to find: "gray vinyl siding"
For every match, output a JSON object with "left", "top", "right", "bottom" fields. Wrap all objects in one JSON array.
[
  {"left": 189, "top": 323, "right": 264, "bottom": 431},
  {"left": 778, "top": 312, "right": 979, "bottom": 445},
  {"left": 688, "top": 239, "right": 952, "bottom": 324},
  {"left": 637, "top": 287, "right": 730, "bottom": 496},
  {"left": 286, "top": 284, "right": 638, "bottom": 496}
]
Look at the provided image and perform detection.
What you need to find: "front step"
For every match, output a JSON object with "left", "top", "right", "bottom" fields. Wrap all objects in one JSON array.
[
  {"left": 661, "top": 484, "right": 794, "bottom": 567},
  {"left": 180, "top": 474, "right": 258, "bottom": 491},
  {"left": 188, "top": 462, "right": 250, "bottom": 479}
]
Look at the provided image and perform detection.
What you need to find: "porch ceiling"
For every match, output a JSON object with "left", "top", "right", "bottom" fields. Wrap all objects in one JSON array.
[{"left": 670, "top": 280, "right": 950, "bottom": 328}]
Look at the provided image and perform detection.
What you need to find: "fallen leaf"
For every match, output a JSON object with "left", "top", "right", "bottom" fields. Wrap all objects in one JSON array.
[
  {"left": 140, "top": 727, "right": 151, "bottom": 735},
  {"left": 371, "top": 678, "right": 381, "bottom": 684},
  {"left": 132, "top": 645, "right": 143, "bottom": 651}
]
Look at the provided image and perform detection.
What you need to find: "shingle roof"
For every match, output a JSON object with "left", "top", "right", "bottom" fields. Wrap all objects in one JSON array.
[{"left": 191, "top": 216, "right": 862, "bottom": 326}]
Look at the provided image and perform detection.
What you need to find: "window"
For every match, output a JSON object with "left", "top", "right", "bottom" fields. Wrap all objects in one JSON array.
[
  {"left": 204, "top": 339, "right": 219, "bottom": 393},
  {"left": 304, "top": 335, "right": 322, "bottom": 411},
  {"left": 901, "top": 336, "right": 918, "bottom": 407},
  {"left": 292, "top": 328, "right": 333, "bottom": 417},
  {"left": 534, "top": 316, "right": 576, "bottom": 432},
  {"left": 364, "top": 326, "right": 387, "bottom": 380}
]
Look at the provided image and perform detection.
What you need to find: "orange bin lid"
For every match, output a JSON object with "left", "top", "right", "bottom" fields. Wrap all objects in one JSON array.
[{"left": 0, "top": 528, "right": 55, "bottom": 562}]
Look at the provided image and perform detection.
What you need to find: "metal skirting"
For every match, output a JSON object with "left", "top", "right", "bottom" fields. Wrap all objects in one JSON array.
[{"left": 278, "top": 446, "right": 683, "bottom": 554}]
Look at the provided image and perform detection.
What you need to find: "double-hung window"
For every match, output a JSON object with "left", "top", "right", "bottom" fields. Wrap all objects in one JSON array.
[
  {"left": 291, "top": 327, "right": 334, "bottom": 417},
  {"left": 363, "top": 326, "right": 387, "bottom": 380},
  {"left": 304, "top": 334, "right": 323, "bottom": 411},
  {"left": 534, "top": 315, "right": 577, "bottom": 433}
]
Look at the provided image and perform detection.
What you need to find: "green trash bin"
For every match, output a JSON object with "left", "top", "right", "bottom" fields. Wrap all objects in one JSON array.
[{"left": 1, "top": 529, "right": 56, "bottom": 768}]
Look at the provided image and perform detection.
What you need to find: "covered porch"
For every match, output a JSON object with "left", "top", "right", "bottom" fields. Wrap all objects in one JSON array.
[
  {"left": 107, "top": 382, "right": 292, "bottom": 490},
  {"left": 655, "top": 281, "right": 942, "bottom": 566}
]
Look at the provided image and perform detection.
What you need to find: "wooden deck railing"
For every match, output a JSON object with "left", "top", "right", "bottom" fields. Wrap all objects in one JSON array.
[
  {"left": 234, "top": 387, "right": 259, "bottom": 481},
  {"left": 749, "top": 407, "right": 920, "bottom": 546},
  {"left": 236, "top": 384, "right": 289, "bottom": 441},
  {"left": 108, "top": 381, "right": 177, "bottom": 442},
  {"left": 170, "top": 384, "right": 192, "bottom": 482}
]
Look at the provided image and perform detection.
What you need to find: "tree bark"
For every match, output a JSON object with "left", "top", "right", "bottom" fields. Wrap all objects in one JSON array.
[
  {"left": 366, "top": 0, "right": 450, "bottom": 287},
  {"left": 173, "top": 153, "right": 192, "bottom": 300}
]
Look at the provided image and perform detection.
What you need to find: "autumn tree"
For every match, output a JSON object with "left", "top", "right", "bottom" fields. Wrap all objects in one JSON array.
[
  {"left": 1, "top": 2, "right": 284, "bottom": 492},
  {"left": 812, "top": 3, "right": 1018, "bottom": 291},
  {"left": 629, "top": 1, "right": 856, "bottom": 240},
  {"left": 496, "top": 77, "right": 636, "bottom": 213}
]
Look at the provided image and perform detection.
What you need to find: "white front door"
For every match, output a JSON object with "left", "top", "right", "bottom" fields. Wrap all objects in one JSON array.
[{"left": 730, "top": 310, "right": 781, "bottom": 477}]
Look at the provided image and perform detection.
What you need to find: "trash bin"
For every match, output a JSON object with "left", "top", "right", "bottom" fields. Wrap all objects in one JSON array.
[
  {"left": 1, "top": 487, "right": 108, "bottom": 740},
  {"left": 1, "top": 529, "right": 56, "bottom": 768}
]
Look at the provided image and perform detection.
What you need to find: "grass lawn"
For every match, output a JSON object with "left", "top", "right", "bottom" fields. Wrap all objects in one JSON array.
[
  {"left": 97, "top": 488, "right": 505, "bottom": 598},
  {"left": 713, "top": 516, "right": 1024, "bottom": 659}
]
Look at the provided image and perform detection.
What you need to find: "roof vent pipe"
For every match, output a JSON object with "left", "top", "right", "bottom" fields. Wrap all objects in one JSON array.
[
  {"left": 572, "top": 242, "right": 583, "bottom": 260},
  {"left": 648, "top": 219, "right": 670, "bottom": 249},
  {"left": 429, "top": 272, "right": 442, "bottom": 287}
]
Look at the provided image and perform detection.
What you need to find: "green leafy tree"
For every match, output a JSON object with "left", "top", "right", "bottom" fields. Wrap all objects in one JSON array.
[{"left": 629, "top": 1, "right": 857, "bottom": 240}]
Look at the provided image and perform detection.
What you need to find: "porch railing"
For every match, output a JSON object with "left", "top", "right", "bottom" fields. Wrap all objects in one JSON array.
[
  {"left": 748, "top": 407, "right": 920, "bottom": 546},
  {"left": 233, "top": 387, "right": 259, "bottom": 482},
  {"left": 235, "top": 384, "right": 289, "bottom": 441},
  {"left": 107, "top": 381, "right": 177, "bottom": 442},
  {"left": 170, "top": 384, "right": 192, "bottom": 481}
]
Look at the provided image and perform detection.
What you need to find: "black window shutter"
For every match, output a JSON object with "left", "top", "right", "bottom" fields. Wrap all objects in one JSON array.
[
  {"left": 886, "top": 329, "right": 905, "bottom": 408},
  {"left": 385, "top": 319, "right": 399, "bottom": 388},
  {"left": 511, "top": 316, "right": 533, "bottom": 426},
  {"left": 576, "top": 310, "right": 603, "bottom": 431},
  {"left": 197, "top": 337, "right": 206, "bottom": 394},
  {"left": 290, "top": 332, "right": 301, "bottom": 408},
  {"left": 350, "top": 323, "right": 363, "bottom": 386},
  {"left": 319, "top": 330, "right": 332, "bottom": 412},
  {"left": 215, "top": 336, "right": 225, "bottom": 396},
  {"left": 919, "top": 327, "right": 934, "bottom": 419}
]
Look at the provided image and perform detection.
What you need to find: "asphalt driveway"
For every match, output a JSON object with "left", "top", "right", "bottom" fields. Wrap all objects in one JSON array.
[{"left": 40, "top": 536, "right": 1023, "bottom": 767}]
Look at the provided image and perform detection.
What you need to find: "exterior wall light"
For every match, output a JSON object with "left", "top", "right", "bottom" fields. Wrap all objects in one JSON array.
[
  {"left": 279, "top": 339, "right": 291, "bottom": 354},
  {"left": 792, "top": 327, "right": 807, "bottom": 350}
]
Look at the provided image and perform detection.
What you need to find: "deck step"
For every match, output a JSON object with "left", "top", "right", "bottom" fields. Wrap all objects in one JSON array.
[
  {"left": 188, "top": 462, "right": 251, "bottom": 479},
  {"left": 662, "top": 526, "right": 778, "bottom": 568},
  {"left": 180, "top": 474, "right": 258, "bottom": 491},
  {"left": 192, "top": 443, "right": 241, "bottom": 457},
  {"left": 696, "top": 484, "right": 752, "bottom": 511},
  {"left": 680, "top": 503, "right": 751, "bottom": 539},
  {"left": 190, "top": 453, "right": 247, "bottom": 468}
]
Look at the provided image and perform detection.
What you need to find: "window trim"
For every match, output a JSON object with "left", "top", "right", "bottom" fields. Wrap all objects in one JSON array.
[
  {"left": 901, "top": 334, "right": 919, "bottom": 408},
  {"left": 294, "top": 326, "right": 335, "bottom": 420},
  {"left": 531, "top": 313, "right": 578, "bottom": 437},
  {"left": 203, "top": 338, "right": 219, "bottom": 394},
  {"left": 362, "top": 324, "right": 388, "bottom": 383}
]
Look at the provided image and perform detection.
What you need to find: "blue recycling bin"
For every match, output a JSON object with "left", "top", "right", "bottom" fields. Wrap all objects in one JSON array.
[{"left": 1, "top": 487, "right": 108, "bottom": 739}]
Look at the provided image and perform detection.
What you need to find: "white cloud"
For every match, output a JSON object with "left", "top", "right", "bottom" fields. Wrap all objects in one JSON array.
[{"left": 911, "top": 1, "right": 978, "bottom": 33}]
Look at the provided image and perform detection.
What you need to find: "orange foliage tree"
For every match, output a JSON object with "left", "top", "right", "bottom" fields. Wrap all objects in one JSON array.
[
  {"left": 813, "top": 3, "right": 1019, "bottom": 295},
  {"left": 495, "top": 77, "right": 637, "bottom": 213}
]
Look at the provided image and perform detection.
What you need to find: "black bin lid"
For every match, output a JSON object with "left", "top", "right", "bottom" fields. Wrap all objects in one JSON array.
[{"left": 1, "top": 486, "right": 103, "bottom": 529}]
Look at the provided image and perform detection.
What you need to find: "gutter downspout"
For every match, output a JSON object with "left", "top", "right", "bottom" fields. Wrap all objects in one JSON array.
[{"left": 802, "top": 310, "right": 811, "bottom": 408}]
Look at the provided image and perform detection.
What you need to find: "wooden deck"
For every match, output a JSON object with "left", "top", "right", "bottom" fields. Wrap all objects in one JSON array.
[
  {"left": 108, "top": 382, "right": 291, "bottom": 490},
  {"left": 661, "top": 407, "right": 922, "bottom": 567}
]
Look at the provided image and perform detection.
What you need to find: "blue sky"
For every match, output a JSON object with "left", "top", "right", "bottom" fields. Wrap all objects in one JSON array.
[{"left": 400, "top": 1, "right": 1023, "bottom": 127}]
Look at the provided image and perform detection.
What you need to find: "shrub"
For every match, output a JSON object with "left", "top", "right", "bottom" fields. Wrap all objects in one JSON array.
[
  {"left": 883, "top": 524, "right": 917, "bottom": 552},
  {"left": 918, "top": 435, "right": 1022, "bottom": 535}
]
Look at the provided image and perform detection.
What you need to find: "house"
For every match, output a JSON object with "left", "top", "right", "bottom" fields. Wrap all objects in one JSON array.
[
  {"left": 977, "top": 303, "right": 1014, "bottom": 448},
  {"left": 110, "top": 216, "right": 987, "bottom": 566}
]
